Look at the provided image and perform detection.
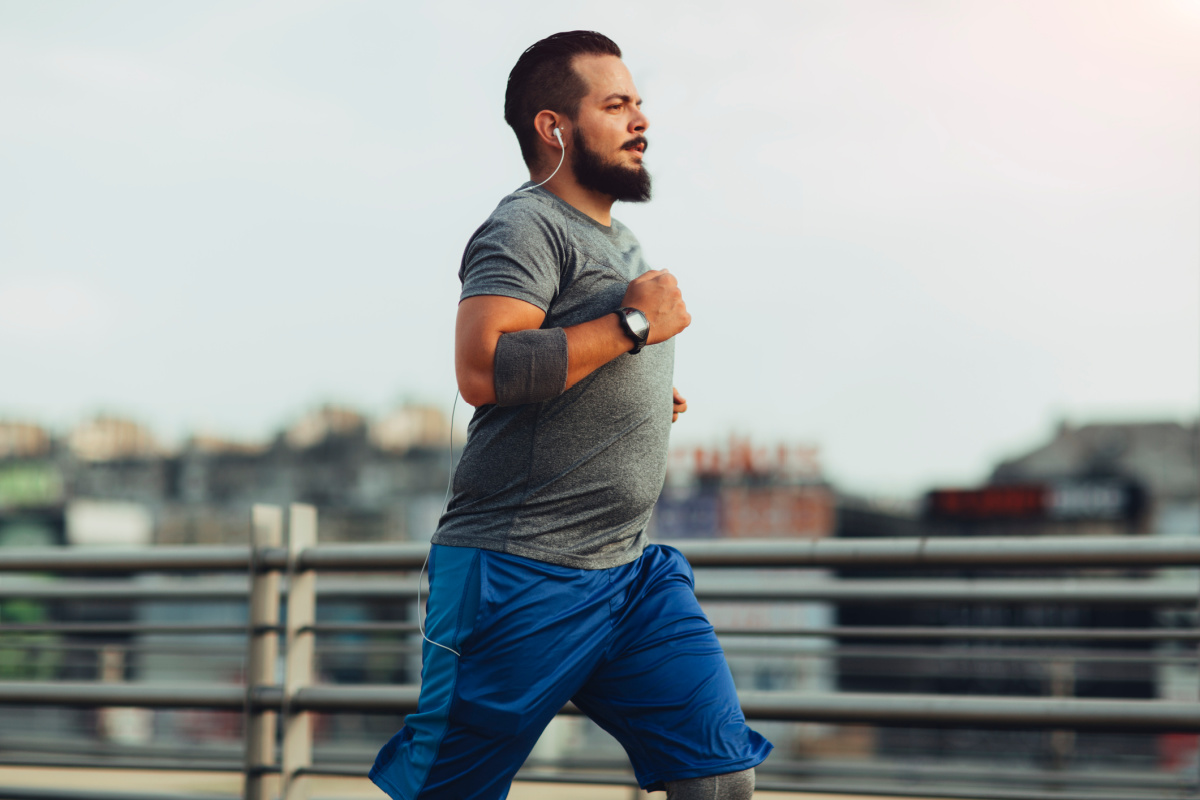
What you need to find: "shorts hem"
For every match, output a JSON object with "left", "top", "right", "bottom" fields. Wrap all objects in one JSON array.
[
  {"left": 636, "top": 748, "right": 774, "bottom": 793},
  {"left": 368, "top": 767, "right": 405, "bottom": 800}
]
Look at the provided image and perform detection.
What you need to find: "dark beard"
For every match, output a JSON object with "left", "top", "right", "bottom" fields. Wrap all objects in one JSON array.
[{"left": 571, "top": 128, "right": 652, "bottom": 203}]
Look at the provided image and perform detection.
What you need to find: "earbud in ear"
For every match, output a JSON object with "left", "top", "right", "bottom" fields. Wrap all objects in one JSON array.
[{"left": 520, "top": 126, "right": 568, "bottom": 192}]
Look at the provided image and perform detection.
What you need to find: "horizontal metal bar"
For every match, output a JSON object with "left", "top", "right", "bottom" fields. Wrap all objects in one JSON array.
[
  {"left": 4, "top": 682, "right": 1197, "bottom": 731},
  {"left": 295, "top": 764, "right": 1188, "bottom": 800},
  {"left": 0, "top": 642, "right": 402, "bottom": 659},
  {"left": 746, "top": 780, "right": 1180, "bottom": 800},
  {"left": 813, "top": 645, "right": 1197, "bottom": 665},
  {"left": 717, "top": 626, "right": 1200, "bottom": 642},
  {"left": 0, "top": 683, "right": 248, "bottom": 709},
  {"left": 298, "top": 537, "right": 1200, "bottom": 569},
  {"left": 0, "top": 623, "right": 268, "bottom": 635},
  {"left": 0, "top": 756, "right": 1186, "bottom": 800},
  {"left": 0, "top": 622, "right": 417, "bottom": 636},
  {"left": 678, "top": 536, "right": 1200, "bottom": 567},
  {"left": 304, "top": 622, "right": 419, "bottom": 634},
  {"left": 4, "top": 536, "right": 1200, "bottom": 575},
  {"left": 0, "top": 754, "right": 246, "bottom": 773},
  {"left": 3, "top": 744, "right": 1183, "bottom": 793},
  {"left": 3, "top": 576, "right": 1196, "bottom": 604},
  {"left": 0, "top": 777, "right": 1178, "bottom": 800},
  {"left": 0, "top": 578, "right": 252, "bottom": 601},
  {"left": 289, "top": 686, "right": 1200, "bottom": 730},
  {"left": 0, "top": 788, "right": 236, "bottom": 800},
  {"left": 0, "top": 577, "right": 422, "bottom": 601},
  {"left": 3, "top": 620, "right": 1197, "bottom": 644},
  {"left": 528, "top": 755, "right": 1191, "bottom": 791},
  {"left": 514, "top": 772, "right": 1188, "bottom": 800},
  {"left": 694, "top": 578, "right": 1200, "bottom": 604},
  {"left": 764, "top": 756, "right": 1192, "bottom": 790},
  {"left": 0, "top": 545, "right": 260, "bottom": 573},
  {"left": 299, "top": 622, "right": 1200, "bottom": 642},
  {"left": 736, "top": 690, "right": 1200, "bottom": 731},
  {"left": 2, "top": 637, "right": 1191, "bottom": 667},
  {"left": 0, "top": 736, "right": 242, "bottom": 764},
  {"left": 290, "top": 542, "right": 424, "bottom": 571},
  {"left": 711, "top": 642, "right": 1199, "bottom": 664}
]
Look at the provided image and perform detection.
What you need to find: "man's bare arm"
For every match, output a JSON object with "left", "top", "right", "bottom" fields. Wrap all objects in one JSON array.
[{"left": 455, "top": 269, "right": 691, "bottom": 407}]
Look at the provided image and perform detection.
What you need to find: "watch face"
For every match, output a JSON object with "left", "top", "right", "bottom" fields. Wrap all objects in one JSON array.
[{"left": 625, "top": 309, "right": 649, "bottom": 339}]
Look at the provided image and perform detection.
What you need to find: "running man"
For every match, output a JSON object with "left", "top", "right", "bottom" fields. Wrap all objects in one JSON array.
[{"left": 370, "top": 31, "right": 771, "bottom": 800}]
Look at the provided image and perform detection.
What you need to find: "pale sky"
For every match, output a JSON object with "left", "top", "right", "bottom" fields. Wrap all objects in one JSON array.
[{"left": 1, "top": 0, "right": 1197, "bottom": 496}]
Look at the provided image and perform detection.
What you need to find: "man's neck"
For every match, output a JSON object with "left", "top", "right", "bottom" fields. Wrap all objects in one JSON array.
[{"left": 533, "top": 172, "right": 615, "bottom": 227}]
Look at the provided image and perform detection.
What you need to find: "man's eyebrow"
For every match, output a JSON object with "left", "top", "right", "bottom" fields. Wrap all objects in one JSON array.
[{"left": 601, "top": 93, "right": 643, "bottom": 106}]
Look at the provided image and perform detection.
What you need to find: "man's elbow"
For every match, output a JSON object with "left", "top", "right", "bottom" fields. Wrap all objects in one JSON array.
[{"left": 457, "top": 370, "right": 496, "bottom": 407}]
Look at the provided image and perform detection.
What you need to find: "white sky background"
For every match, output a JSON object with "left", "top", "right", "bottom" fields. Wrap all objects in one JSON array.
[{"left": 1, "top": 0, "right": 1197, "bottom": 496}]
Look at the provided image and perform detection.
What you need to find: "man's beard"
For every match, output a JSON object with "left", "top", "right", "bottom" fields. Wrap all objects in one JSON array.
[{"left": 571, "top": 128, "right": 652, "bottom": 203}]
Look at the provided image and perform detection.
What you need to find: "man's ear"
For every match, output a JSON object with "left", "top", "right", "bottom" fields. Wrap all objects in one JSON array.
[{"left": 532, "top": 110, "right": 565, "bottom": 151}]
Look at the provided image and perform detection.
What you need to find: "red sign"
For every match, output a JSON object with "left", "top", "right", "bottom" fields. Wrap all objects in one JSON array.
[
  {"left": 927, "top": 486, "right": 1046, "bottom": 519},
  {"left": 925, "top": 481, "right": 1141, "bottom": 522}
]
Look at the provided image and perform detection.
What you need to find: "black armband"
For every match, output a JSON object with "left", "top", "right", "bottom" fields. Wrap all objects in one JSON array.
[{"left": 493, "top": 327, "right": 569, "bottom": 407}]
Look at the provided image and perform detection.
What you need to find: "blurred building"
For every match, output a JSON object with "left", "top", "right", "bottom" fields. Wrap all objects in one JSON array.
[
  {"left": 652, "top": 436, "right": 834, "bottom": 540},
  {"left": 836, "top": 417, "right": 1200, "bottom": 766},
  {"left": 284, "top": 404, "right": 367, "bottom": 450},
  {"left": 0, "top": 419, "right": 66, "bottom": 549},
  {"left": 0, "top": 420, "right": 52, "bottom": 459},
  {"left": 0, "top": 404, "right": 459, "bottom": 547},
  {"left": 0, "top": 403, "right": 456, "bottom": 750},
  {"left": 370, "top": 405, "right": 451, "bottom": 452},
  {"left": 990, "top": 419, "right": 1199, "bottom": 537},
  {"left": 67, "top": 415, "right": 160, "bottom": 462}
]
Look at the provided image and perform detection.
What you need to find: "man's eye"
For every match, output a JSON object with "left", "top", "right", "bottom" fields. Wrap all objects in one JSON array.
[{"left": 607, "top": 104, "right": 621, "bottom": 111}]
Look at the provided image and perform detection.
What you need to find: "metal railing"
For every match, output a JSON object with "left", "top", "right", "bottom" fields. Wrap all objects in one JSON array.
[{"left": 2, "top": 504, "right": 1199, "bottom": 800}]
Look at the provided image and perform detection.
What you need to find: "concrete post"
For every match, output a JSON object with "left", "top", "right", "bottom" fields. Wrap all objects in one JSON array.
[
  {"left": 282, "top": 504, "right": 317, "bottom": 800},
  {"left": 244, "top": 505, "right": 282, "bottom": 800}
]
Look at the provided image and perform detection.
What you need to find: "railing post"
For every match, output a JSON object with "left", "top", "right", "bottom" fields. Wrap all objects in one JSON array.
[
  {"left": 282, "top": 504, "right": 317, "bottom": 800},
  {"left": 245, "top": 505, "right": 282, "bottom": 800}
]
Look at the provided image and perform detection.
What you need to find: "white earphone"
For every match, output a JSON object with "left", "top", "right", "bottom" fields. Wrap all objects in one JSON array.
[
  {"left": 421, "top": 125, "right": 570, "bottom": 655},
  {"left": 519, "top": 125, "right": 566, "bottom": 191}
]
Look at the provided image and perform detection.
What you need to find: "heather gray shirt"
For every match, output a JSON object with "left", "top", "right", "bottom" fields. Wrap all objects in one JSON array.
[{"left": 431, "top": 184, "right": 675, "bottom": 569}]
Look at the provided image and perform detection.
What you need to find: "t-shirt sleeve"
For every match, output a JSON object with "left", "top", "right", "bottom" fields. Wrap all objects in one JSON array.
[{"left": 459, "top": 203, "right": 564, "bottom": 312}]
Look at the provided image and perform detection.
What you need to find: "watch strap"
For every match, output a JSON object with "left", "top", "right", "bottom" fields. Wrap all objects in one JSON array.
[{"left": 616, "top": 307, "right": 649, "bottom": 354}]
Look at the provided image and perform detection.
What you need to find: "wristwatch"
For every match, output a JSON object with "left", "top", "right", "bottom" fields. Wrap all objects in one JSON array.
[{"left": 615, "top": 307, "right": 650, "bottom": 354}]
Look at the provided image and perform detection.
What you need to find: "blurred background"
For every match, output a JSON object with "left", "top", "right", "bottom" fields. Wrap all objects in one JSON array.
[{"left": 1, "top": 1, "right": 1197, "bottom": 798}]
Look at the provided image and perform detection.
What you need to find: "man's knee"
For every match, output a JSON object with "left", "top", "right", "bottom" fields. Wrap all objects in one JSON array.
[{"left": 665, "top": 767, "right": 754, "bottom": 800}]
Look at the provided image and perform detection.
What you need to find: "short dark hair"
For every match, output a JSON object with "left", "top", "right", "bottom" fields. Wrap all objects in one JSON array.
[{"left": 505, "top": 31, "right": 622, "bottom": 168}]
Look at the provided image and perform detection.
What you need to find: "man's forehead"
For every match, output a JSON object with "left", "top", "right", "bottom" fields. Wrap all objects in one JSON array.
[{"left": 573, "top": 53, "right": 640, "bottom": 102}]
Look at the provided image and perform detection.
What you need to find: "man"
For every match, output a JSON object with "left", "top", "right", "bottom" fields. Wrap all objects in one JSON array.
[{"left": 370, "top": 31, "right": 771, "bottom": 800}]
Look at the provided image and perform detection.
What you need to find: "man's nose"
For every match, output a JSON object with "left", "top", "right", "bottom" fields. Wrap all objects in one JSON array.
[{"left": 632, "top": 108, "right": 649, "bottom": 134}]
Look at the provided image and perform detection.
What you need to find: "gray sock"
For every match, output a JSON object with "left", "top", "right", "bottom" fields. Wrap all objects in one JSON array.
[{"left": 665, "top": 768, "right": 755, "bottom": 800}]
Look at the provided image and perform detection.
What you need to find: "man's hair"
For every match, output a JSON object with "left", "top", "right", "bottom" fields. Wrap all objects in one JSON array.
[{"left": 505, "top": 31, "right": 622, "bottom": 168}]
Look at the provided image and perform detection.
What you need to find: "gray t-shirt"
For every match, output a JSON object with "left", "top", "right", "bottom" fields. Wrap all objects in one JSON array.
[{"left": 431, "top": 184, "right": 675, "bottom": 569}]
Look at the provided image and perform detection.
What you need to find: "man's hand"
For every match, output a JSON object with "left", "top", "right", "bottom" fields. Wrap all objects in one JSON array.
[
  {"left": 672, "top": 386, "right": 687, "bottom": 423},
  {"left": 622, "top": 269, "right": 691, "bottom": 345}
]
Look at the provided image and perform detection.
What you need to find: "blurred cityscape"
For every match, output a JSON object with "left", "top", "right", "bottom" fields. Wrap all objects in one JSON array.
[
  {"left": 1, "top": 404, "right": 1194, "bottom": 549},
  {"left": 1, "top": 406, "right": 1198, "bottom": 795}
]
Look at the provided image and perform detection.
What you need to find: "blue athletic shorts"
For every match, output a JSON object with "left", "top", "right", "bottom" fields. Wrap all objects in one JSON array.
[{"left": 369, "top": 543, "right": 772, "bottom": 799}]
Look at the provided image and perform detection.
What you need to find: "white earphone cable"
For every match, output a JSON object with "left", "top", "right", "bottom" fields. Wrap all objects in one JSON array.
[
  {"left": 519, "top": 128, "right": 565, "bottom": 192},
  {"left": 423, "top": 127, "right": 561, "bottom": 652},
  {"left": 417, "top": 391, "right": 462, "bottom": 657}
]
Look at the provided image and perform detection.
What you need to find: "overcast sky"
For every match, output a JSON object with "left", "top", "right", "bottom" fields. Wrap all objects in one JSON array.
[{"left": 1, "top": 0, "right": 1197, "bottom": 496}]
